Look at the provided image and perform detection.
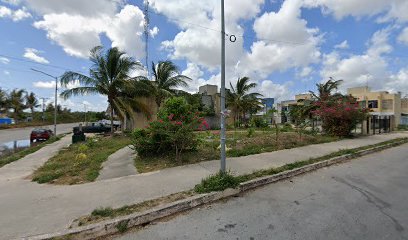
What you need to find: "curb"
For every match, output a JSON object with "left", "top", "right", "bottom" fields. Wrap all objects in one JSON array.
[{"left": 26, "top": 139, "right": 408, "bottom": 240}]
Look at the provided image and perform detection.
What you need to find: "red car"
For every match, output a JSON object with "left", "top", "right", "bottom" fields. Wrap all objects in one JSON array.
[{"left": 30, "top": 128, "right": 53, "bottom": 142}]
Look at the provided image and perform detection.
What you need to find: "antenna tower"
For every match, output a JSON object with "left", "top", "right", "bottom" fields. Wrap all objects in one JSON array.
[{"left": 144, "top": 0, "right": 150, "bottom": 78}]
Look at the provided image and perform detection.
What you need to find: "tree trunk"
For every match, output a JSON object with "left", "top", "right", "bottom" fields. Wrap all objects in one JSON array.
[{"left": 109, "top": 100, "right": 114, "bottom": 134}]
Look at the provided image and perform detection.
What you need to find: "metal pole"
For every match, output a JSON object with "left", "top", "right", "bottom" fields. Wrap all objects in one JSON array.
[
  {"left": 54, "top": 76, "right": 57, "bottom": 135},
  {"left": 31, "top": 69, "right": 59, "bottom": 135},
  {"left": 220, "top": 0, "right": 226, "bottom": 172}
]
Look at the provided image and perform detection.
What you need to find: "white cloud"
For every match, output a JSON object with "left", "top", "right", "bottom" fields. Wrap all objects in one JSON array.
[
  {"left": 242, "top": 0, "right": 321, "bottom": 77},
  {"left": 33, "top": 80, "right": 53, "bottom": 88},
  {"left": 303, "top": 0, "right": 408, "bottom": 23},
  {"left": 320, "top": 28, "right": 396, "bottom": 92},
  {"left": 25, "top": 0, "right": 123, "bottom": 16},
  {"left": 153, "top": 0, "right": 263, "bottom": 70},
  {"left": 386, "top": 68, "right": 408, "bottom": 94},
  {"left": 179, "top": 62, "right": 206, "bottom": 93},
  {"left": 397, "top": 27, "right": 408, "bottom": 46},
  {"left": 33, "top": 4, "right": 145, "bottom": 59},
  {"left": 0, "top": 57, "right": 10, "bottom": 64},
  {"left": 299, "top": 66, "right": 313, "bottom": 77},
  {"left": 3, "top": 70, "right": 10, "bottom": 75},
  {"left": 149, "top": 26, "right": 159, "bottom": 38},
  {"left": 0, "top": 5, "right": 30, "bottom": 21},
  {"left": 34, "top": 80, "right": 81, "bottom": 90},
  {"left": 259, "top": 80, "right": 292, "bottom": 101},
  {"left": 23, "top": 48, "right": 49, "bottom": 64},
  {"left": 334, "top": 40, "right": 349, "bottom": 49}
]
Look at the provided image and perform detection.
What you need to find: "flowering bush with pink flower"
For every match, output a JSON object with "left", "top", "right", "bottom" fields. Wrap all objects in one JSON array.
[
  {"left": 132, "top": 97, "right": 209, "bottom": 160},
  {"left": 311, "top": 95, "right": 369, "bottom": 136}
]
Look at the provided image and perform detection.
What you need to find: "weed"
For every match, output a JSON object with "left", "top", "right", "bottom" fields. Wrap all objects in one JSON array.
[
  {"left": 91, "top": 207, "right": 114, "bottom": 217},
  {"left": 194, "top": 171, "right": 240, "bottom": 193},
  {"left": 116, "top": 220, "right": 129, "bottom": 233}
]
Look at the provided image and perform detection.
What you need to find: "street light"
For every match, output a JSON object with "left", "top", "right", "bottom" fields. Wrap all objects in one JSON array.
[
  {"left": 220, "top": 0, "right": 226, "bottom": 172},
  {"left": 31, "top": 68, "right": 58, "bottom": 135}
]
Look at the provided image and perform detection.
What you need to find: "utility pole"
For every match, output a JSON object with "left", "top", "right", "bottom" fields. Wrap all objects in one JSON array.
[
  {"left": 31, "top": 69, "right": 58, "bottom": 135},
  {"left": 144, "top": 0, "right": 150, "bottom": 78},
  {"left": 40, "top": 97, "right": 48, "bottom": 122},
  {"left": 83, "top": 103, "right": 87, "bottom": 125},
  {"left": 220, "top": 0, "right": 226, "bottom": 172}
]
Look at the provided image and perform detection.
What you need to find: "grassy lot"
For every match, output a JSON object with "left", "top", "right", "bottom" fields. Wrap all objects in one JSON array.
[
  {"left": 32, "top": 135, "right": 131, "bottom": 185},
  {"left": 0, "top": 136, "right": 62, "bottom": 168},
  {"left": 135, "top": 131, "right": 338, "bottom": 173},
  {"left": 75, "top": 138, "right": 408, "bottom": 227}
]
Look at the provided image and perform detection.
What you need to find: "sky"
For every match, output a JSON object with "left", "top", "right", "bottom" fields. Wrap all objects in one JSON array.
[{"left": 1, "top": 0, "right": 408, "bottom": 112}]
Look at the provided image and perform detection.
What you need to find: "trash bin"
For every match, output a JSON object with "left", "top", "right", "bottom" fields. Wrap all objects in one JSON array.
[{"left": 72, "top": 124, "right": 86, "bottom": 144}]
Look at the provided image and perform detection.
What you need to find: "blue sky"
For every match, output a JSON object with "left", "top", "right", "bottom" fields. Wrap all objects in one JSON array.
[{"left": 1, "top": 0, "right": 408, "bottom": 111}]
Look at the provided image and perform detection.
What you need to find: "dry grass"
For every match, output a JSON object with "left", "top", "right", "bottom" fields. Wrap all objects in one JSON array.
[
  {"left": 32, "top": 135, "right": 131, "bottom": 185},
  {"left": 72, "top": 190, "right": 196, "bottom": 227},
  {"left": 135, "top": 131, "right": 338, "bottom": 173}
]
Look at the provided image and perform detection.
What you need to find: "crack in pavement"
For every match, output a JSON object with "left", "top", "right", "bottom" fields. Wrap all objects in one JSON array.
[{"left": 333, "top": 176, "right": 405, "bottom": 234}]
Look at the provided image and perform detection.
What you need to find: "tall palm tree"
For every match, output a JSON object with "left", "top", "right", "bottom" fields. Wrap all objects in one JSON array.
[
  {"left": 227, "top": 77, "right": 262, "bottom": 127},
  {"left": 138, "top": 61, "right": 191, "bottom": 108},
  {"left": 310, "top": 77, "right": 343, "bottom": 101},
  {"left": 8, "top": 89, "right": 27, "bottom": 121},
  {"left": 26, "top": 92, "right": 39, "bottom": 116},
  {"left": 0, "top": 88, "right": 8, "bottom": 115},
  {"left": 60, "top": 46, "right": 150, "bottom": 133}
]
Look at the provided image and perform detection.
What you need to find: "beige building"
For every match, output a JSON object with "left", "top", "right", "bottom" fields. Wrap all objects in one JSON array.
[
  {"left": 347, "top": 86, "right": 407, "bottom": 131},
  {"left": 274, "top": 93, "right": 314, "bottom": 123}
]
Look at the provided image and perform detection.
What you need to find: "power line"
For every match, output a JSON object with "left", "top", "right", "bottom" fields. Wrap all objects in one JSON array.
[
  {"left": 147, "top": 9, "right": 309, "bottom": 46},
  {"left": 0, "top": 53, "right": 88, "bottom": 74}
]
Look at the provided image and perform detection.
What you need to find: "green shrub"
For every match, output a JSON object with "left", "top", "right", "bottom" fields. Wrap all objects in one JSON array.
[
  {"left": 397, "top": 124, "right": 408, "bottom": 131},
  {"left": 131, "top": 97, "right": 208, "bottom": 160},
  {"left": 247, "top": 128, "right": 255, "bottom": 137},
  {"left": 194, "top": 171, "right": 240, "bottom": 193},
  {"left": 280, "top": 123, "right": 293, "bottom": 132},
  {"left": 251, "top": 117, "right": 269, "bottom": 128}
]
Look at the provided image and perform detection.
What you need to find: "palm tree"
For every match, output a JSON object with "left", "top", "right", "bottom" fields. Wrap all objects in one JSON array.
[
  {"left": 26, "top": 92, "right": 39, "bottom": 116},
  {"left": 0, "top": 88, "right": 8, "bottom": 115},
  {"left": 60, "top": 46, "right": 150, "bottom": 133},
  {"left": 138, "top": 61, "right": 191, "bottom": 108},
  {"left": 310, "top": 77, "right": 343, "bottom": 101},
  {"left": 8, "top": 89, "right": 27, "bottom": 121},
  {"left": 227, "top": 77, "right": 262, "bottom": 127}
]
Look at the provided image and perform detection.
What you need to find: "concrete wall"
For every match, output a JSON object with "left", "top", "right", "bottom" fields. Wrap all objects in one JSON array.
[
  {"left": 347, "top": 86, "right": 402, "bottom": 128},
  {"left": 199, "top": 85, "right": 218, "bottom": 96},
  {"left": 126, "top": 97, "right": 158, "bottom": 130}
]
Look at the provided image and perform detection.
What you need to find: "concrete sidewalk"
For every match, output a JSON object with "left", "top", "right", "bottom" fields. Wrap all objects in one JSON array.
[
  {"left": 0, "top": 134, "right": 72, "bottom": 181},
  {"left": 97, "top": 145, "right": 137, "bottom": 181},
  {"left": 0, "top": 132, "right": 407, "bottom": 239}
]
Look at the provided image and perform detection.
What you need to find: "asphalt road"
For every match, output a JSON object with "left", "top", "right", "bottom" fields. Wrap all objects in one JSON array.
[
  {"left": 116, "top": 143, "right": 408, "bottom": 240},
  {"left": 0, "top": 122, "right": 78, "bottom": 145}
]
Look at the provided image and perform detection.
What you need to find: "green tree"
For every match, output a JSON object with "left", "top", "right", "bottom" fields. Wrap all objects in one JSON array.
[
  {"left": 0, "top": 88, "right": 8, "bottom": 115},
  {"left": 60, "top": 46, "right": 150, "bottom": 133},
  {"left": 227, "top": 77, "right": 262, "bottom": 127},
  {"left": 8, "top": 89, "right": 27, "bottom": 121},
  {"left": 138, "top": 61, "right": 191, "bottom": 108},
  {"left": 310, "top": 77, "right": 343, "bottom": 101},
  {"left": 25, "top": 92, "right": 39, "bottom": 116}
]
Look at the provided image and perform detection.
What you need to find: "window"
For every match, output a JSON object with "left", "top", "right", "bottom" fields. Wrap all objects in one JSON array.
[
  {"left": 368, "top": 100, "right": 378, "bottom": 109},
  {"left": 382, "top": 100, "right": 393, "bottom": 110}
]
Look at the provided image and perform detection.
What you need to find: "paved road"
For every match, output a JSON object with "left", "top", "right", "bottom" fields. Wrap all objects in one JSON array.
[
  {"left": 1, "top": 133, "right": 406, "bottom": 239},
  {"left": 0, "top": 122, "right": 78, "bottom": 145},
  {"left": 117, "top": 143, "right": 408, "bottom": 240}
]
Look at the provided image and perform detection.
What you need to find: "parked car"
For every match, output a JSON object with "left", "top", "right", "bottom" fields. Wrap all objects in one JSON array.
[
  {"left": 73, "top": 123, "right": 111, "bottom": 134},
  {"left": 30, "top": 128, "right": 53, "bottom": 142}
]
